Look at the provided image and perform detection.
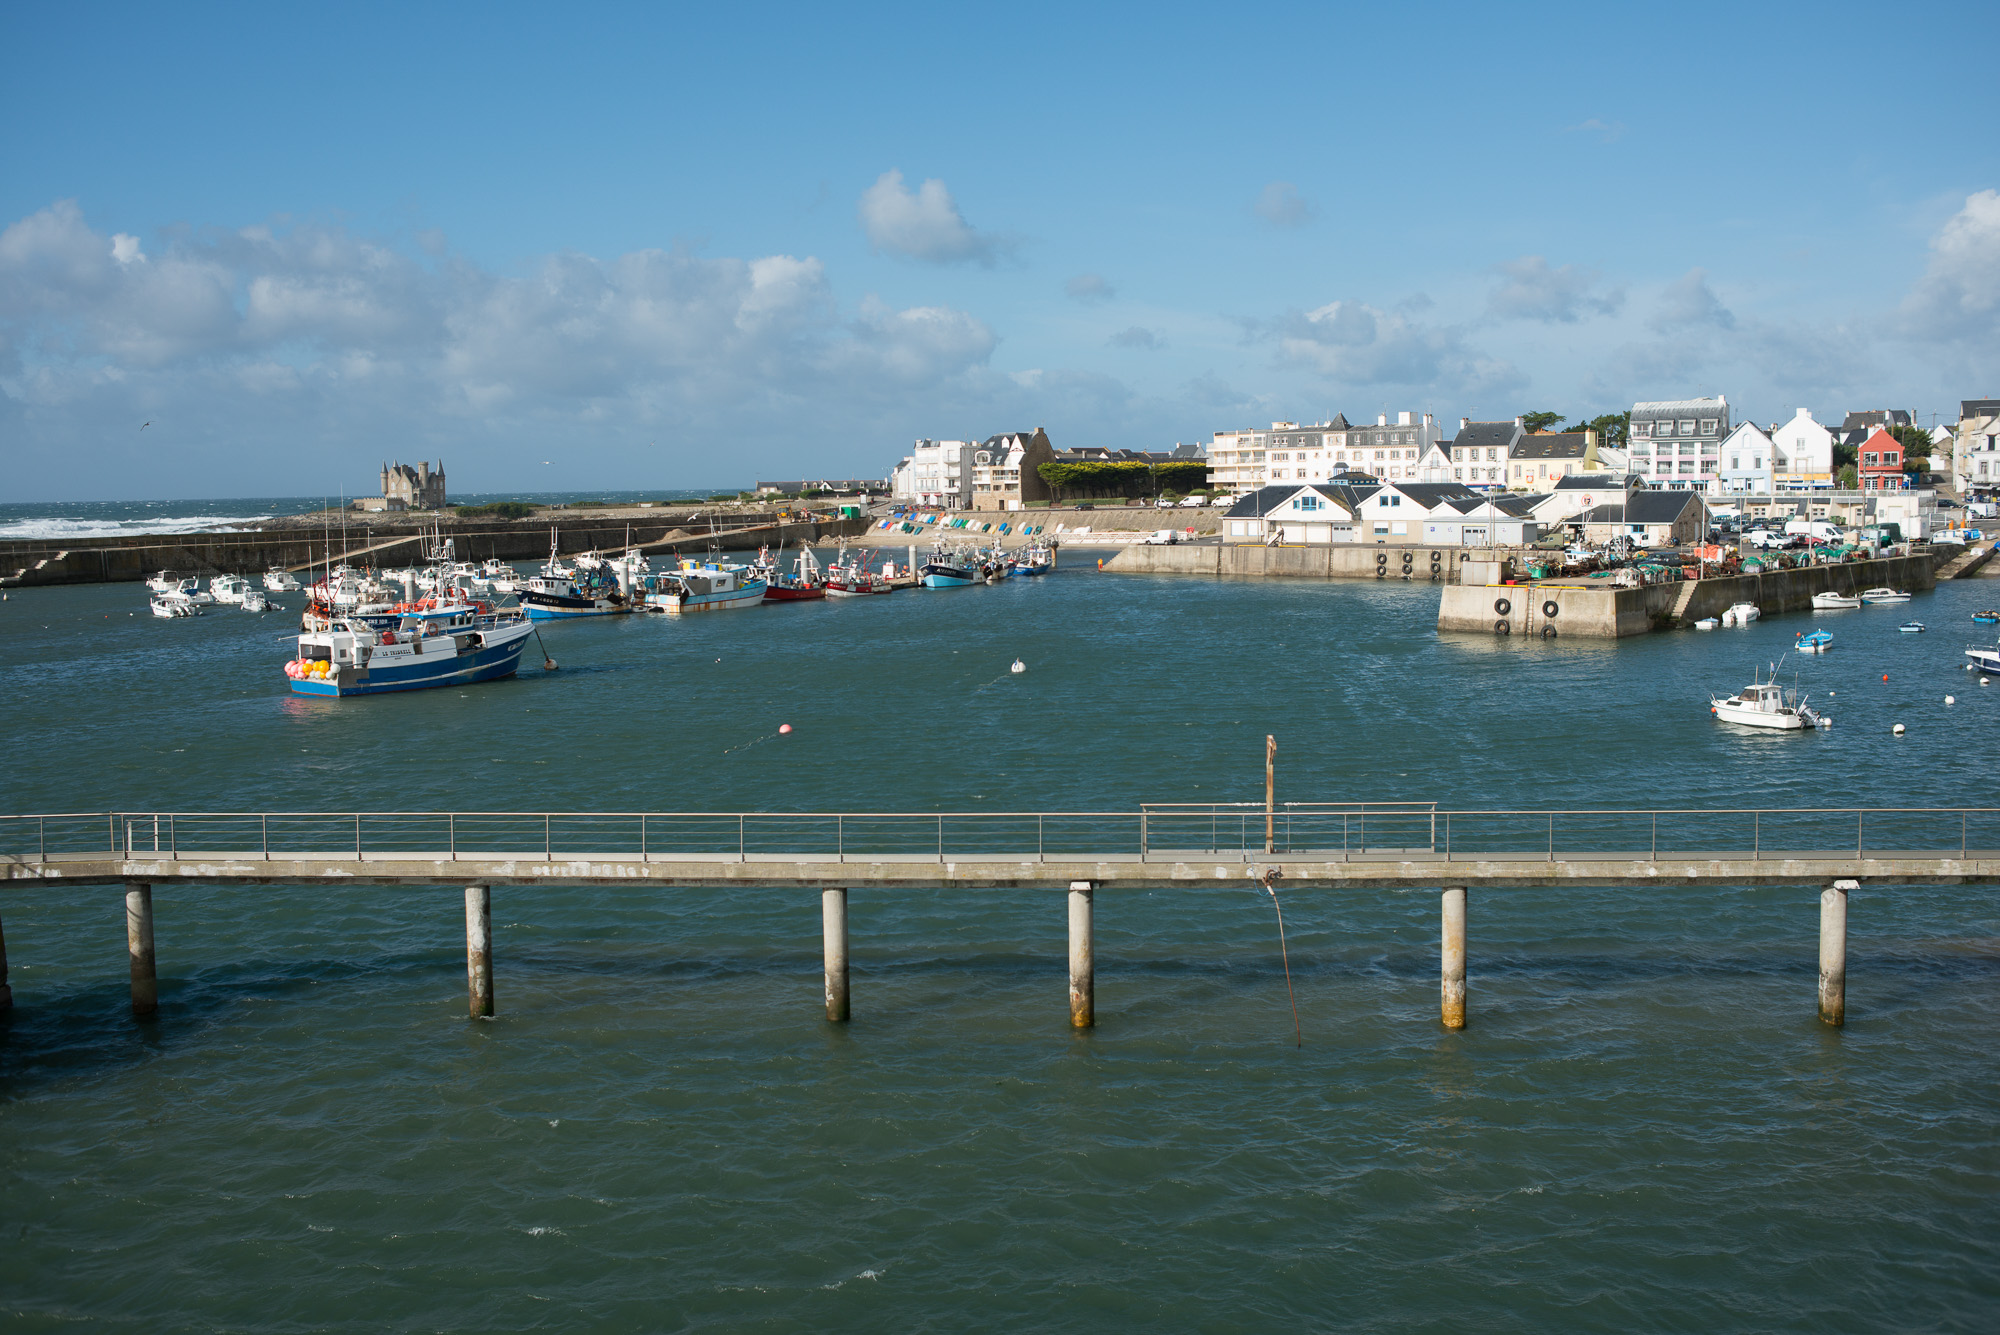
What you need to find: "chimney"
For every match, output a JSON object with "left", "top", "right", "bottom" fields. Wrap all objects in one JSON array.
[
  {"left": 1398, "top": 411, "right": 1414, "bottom": 426},
  {"left": 1585, "top": 428, "right": 1598, "bottom": 449},
  {"left": 1377, "top": 414, "right": 1388, "bottom": 426},
  {"left": 1458, "top": 417, "right": 1469, "bottom": 431},
  {"left": 1513, "top": 416, "right": 1523, "bottom": 428}
]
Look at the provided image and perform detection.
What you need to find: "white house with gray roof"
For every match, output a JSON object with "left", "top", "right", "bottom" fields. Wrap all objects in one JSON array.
[
  {"left": 1629, "top": 396, "right": 1729, "bottom": 490},
  {"left": 1448, "top": 419, "right": 1525, "bottom": 490}
]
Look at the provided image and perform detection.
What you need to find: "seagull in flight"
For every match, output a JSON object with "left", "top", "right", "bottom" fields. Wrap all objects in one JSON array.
[{"left": 140, "top": 422, "right": 151, "bottom": 431}]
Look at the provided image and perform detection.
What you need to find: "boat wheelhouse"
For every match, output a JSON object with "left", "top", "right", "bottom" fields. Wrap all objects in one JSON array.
[{"left": 1709, "top": 667, "right": 1827, "bottom": 730}]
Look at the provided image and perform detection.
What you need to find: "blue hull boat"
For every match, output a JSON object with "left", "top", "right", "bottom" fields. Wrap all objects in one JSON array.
[{"left": 289, "top": 606, "right": 534, "bottom": 696}]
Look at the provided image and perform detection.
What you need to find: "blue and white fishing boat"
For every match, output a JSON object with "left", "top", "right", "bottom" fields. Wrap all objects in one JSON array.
[
  {"left": 286, "top": 599, "right": 534, "bottom": 696},
  {"left": 517, "top": 536, "right": 633, "bottom": 619},
  {"left": 1966, "top": 641, "right": 2000, "bottom": 674},
  {"left": 641, "top": 558, "right": 767, "bottom": 615},
  {"left": 1795, "top": 629, "right": 1833, "bottom": 653},
  {"left": 920, "top": 544, "right": 977, "bottom": 588},
  {"left": 1016, "top": 540, "right": 1054, "bottom": 575}
]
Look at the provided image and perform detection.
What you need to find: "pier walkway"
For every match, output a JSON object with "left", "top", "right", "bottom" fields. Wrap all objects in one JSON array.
[{"left": 3, "top": 804, "right": 1994, "bottom": 1030}]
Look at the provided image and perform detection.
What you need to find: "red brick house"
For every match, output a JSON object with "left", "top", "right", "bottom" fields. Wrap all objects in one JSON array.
[{"left": 1857, "top": 427, "right": 1906, "bottom": 491}]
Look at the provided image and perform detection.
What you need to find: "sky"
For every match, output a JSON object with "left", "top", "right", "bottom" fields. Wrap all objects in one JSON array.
[{"left": 2, "top": 0, "right": 1997, "bottom": 500}]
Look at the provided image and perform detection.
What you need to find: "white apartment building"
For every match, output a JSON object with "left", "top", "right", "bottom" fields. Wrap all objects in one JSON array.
[
  {"left": 1770, "top": 408, "right": 1835, "bottom": 489},
  {"left": 1209, "top": 412, "right": 1441, "bottom": 492},
  {"left": 1714, "top": 421, "right": 1775, "bottom": 494},
  {"left": 889, "top": 439, "right": 974, "bottom": 508},
  {"left": 1448, "top": 419, "right": 1524, "bottom": 489},
  {"left": 1628, "top": 396, "right": 1729, "bottom": 490},
  {"left": 1953, "top": 399, "right": 2000, "bottom": 493}
]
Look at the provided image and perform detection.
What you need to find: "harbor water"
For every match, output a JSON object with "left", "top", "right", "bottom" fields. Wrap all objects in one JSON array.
[{"left": 3, "top": 562, "right": 1997, "bottom": 1328}]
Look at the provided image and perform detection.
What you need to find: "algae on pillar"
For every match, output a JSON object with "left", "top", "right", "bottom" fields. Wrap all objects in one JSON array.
[
  {"left": 823, "top": 888, "right": 849, "bottom": 1023},
  {"left": 1820, "top": 880, "right": 1853, "bottom": 1027},
  {"left": 1441, "top": 886, "right": 1467, "bottom": 1030},
  {"left": 1069, "top": 882, "right": 1094, "bottom": 1029},
  {"left": 465, "top": 885, "right": 493, "bottom": 1019}
]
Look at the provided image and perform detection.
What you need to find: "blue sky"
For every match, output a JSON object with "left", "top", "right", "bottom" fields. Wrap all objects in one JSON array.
[{"left": 3, "top": 0, "right": 1997, "bottom": 499}]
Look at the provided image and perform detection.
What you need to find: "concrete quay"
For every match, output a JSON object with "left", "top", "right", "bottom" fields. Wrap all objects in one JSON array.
[
  {"left": 1101, "top": 541, "right": 1476, "bottom": 582},
  {"left": 1439, "top": 552, "right": 1938, "bottom": 639}
]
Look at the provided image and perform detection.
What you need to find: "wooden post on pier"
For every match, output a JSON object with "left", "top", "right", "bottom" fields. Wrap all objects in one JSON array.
[
  {"left": 1069, "top": 881, "right": 1094, "bottom": 1029},
  {"left": 1441, "top": 886, "right": 1467, "bottom": 1029},
  {"left": 0, "top": 911, "right": 12, "bottom": 1011},
  {"left": 126, "top": 883, "right": 157, "bottom": 1017},
  {"left": 1264, "top": 735, "right": 1276, "bottom": 854},
  {"left": 1819, "top": 880, "right": 1852, "bottom": 1027},
  {"left": 822, "top": 888, "right": 849, "bottom": 1022},
  {"left": 465, "top": 884, "right": 493, "bottom": 1019}
]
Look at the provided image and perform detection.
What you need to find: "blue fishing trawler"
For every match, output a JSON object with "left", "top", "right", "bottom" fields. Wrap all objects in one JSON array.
[{"left": 287, "top": 599, "right": 534, "bottom": 696}]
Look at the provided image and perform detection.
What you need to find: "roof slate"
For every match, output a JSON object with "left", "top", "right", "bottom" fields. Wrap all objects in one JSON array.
[
  {"left": 1511, "top": 432, "right": 1591, "bottom": 460},
  {"left": 1450, "top": 421, "right": 1522, "bottom": 451}
]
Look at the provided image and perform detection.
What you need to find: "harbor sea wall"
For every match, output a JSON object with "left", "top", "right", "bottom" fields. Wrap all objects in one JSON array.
[
  {"left": 1101, "top": 542, "right": 1482, "bottom": 583},
  {"left": 1438, "top": 553, "right": 1939, "bottom": 640},
  {"left": 0, "top": 515, "right": 873, "bottom": 588}
]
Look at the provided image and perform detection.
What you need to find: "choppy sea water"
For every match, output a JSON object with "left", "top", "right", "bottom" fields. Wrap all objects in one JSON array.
[{"left": 2, "top": 564, "right": 1997, "bottom": 1329}]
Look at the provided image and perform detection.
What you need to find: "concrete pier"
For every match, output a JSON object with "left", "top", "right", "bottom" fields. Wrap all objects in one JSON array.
[
  {"left": 822, "top": 888, "right": 849, "bottom": 1022},
  {"left": 1069, "top": 881, "right": 1094, "bottom": 1029},
  {"left": 1819, "top": 880, "right": 1852, "bottom": 1026},
  {"left": 126, "top": 883, "right": 156, "bottom": 1016},
  {"left": 465, "top": 884, "right": 493, "bottom": 1019},
  {"left": 1441, "top": 886, "right": 1467, "bottom": 1029},
  {"left": 0, "top": 911, "right": 11, "bottom": 1011}
]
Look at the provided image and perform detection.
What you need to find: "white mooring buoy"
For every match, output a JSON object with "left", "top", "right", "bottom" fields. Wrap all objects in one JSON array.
[
  {"left": 1946, "top": 695, "right": 1956, "bottom": 705},
  {"left": 1011, "top": 659, "right": 1026, "bottom": 674},
  {"left": 1893, "top": 723, "right": 1906, "bottom": 735}
]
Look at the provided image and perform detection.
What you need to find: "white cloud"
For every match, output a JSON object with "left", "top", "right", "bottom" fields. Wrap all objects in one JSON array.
[
  {"left": 1253, "top": 181, "right": 1313, "bottom": 228},
  {"left": 111, "top": 233, "right": 145, "bottom": 264},
  {"left": 1652, "top": 268, "right": 1735, "bottom": 330},
  {"left": 0, "top": 199, "right": 1003, "bottom": 491},
  {"left": 1262, "top": 299, "right": 1521, "bottom": 395},
  {"left": 857, "top": 169, "right": 1006, "bottom": 265},
  {"left": 1065, "top": 273, "right": 1114, "bottom": 302},
  {"left": 1900, "top": 188, "right": 2000, "bottom": 339},
  {"left": 1487, "top": 255, "right": 1623, "bottom": 323}
]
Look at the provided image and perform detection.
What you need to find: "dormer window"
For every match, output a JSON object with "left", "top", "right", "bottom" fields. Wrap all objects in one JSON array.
[{"left": 1699, "top": 419, "right": 1718, "bottom": 434}]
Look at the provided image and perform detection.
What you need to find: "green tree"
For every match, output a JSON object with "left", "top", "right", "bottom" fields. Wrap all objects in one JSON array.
[
  {"left": 1520, "top": 410, "right": 1564, "bottom": 433},
  {"left": 1565, "top": 411, "right": 1630, "bottom": 447},
  {"left": 1888, "top": 423, "right": 1931, "bottom": 471},
  {"left": 1838, "top": 463, "right": 1858, "bottom": 489}
]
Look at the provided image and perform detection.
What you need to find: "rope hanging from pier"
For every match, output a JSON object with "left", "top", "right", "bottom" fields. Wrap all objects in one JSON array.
[{"left": 1260, "top": 869, "right": 1302, "bottom": 1048}]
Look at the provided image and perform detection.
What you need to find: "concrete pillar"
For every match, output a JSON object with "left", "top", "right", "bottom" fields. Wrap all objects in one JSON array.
[
  {"left": 1819, "top": 880, "right": 1853, "bottom": 1027},
  {"left": 1441, "top": 886, "right": 1467, "bottom": 1030},
  {"left": 822, "top": 888, "right": 849, "bottom": 1022},
  {"left": 1069, "top": 881, "right": 1094, "bottom": 1029},
  {"left": 126, "top": 883, "right": 156, "bottom": 1017},
  {"left": 465, "top": 884, "right": 493, "bottom": 1019},
  {"left": 0, "top": 910, "right": 12, "bottom": 1011}
]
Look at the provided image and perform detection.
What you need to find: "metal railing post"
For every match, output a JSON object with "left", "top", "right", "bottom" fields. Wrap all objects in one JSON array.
[
  {"left": 1963, "top": 812, "right": 1967, "bottom": 859},
  {"left": 263, "top": 814, "right": 269, "bottom": 862},
  {"left": 170, "top": 814, "right": 177, "bottom": 862},
  {"left": 356, "top": 814, "right": 362, "bottom": 860},
  {"left": 39, "top": 816, "right": 46, "bottom": 863},
  {"left": 641, "top": 813, "right": 647, "bottom": 861},
  {"left": 837, "top": 814, "right": 844, "bottom": 863},
  {"left": 1140, "top": 810, "right": 1148, "bottom": 860},
  {"left": 936, "top": 814, "right": 943, "bottom": 862},
  {"left": 449, "top": 813, "right": 456, "bottom": 862},
  {"left": 1652, "top": 812, "right": 1658, "bottom": 861},
  {"left": 1039, "top": 814, "right": 1045, "bottom": 862},
  {"left": 1857, "top": 810, "right": 1863, "bottom": 858},
  {"left": 739, "top": 813, "right": 745, "bottom": 862},
  {"left": 1753, "top": 810, "right": 1759, "bottom": 860},
  {"left": 544, "top": 813, "right": 551, "bottom": 861},
  {"left": 1444, "top": 812, "right": 1450, "bottom": 862},
  {"left": 1547, "top": 812, "right": 1553, "bottom": 861}
]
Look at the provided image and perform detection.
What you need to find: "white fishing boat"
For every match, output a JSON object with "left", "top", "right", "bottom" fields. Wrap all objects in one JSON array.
[
  {"left": 150, "top": 592, "right": 202, "bottom": 618},
  {"left": 240, "top": 588, "right": 279, "bottom": 613},
  {"left": 1811, "top": 591, "right": 1860, "bottom": 610},
  {"left": 1720, "top": 601, "right": 1761, "bottom": 626},
  {"left": 210, "top": 574, "right": 253, "bottom": 605},
  {"left": 263, "top": 567, "right": 302, "bottom": 592},
  {"left": 1710, "top": 665, "right": 1827, "bottom": 730},
  {"left": 1860, "top": 587, "right": 1910, "bottom": 603},
  {"left": 1693, "top": 617, "right": 1719, "bottom": 630},
  {"left": 641, "top": 558, "right": 767, "bottom": 614},
  {"left": 147, "top": 570, "right": 199, "bottom": 597},
  {"left": 286, "top": 598, "right": 535, "bottom": 696}
]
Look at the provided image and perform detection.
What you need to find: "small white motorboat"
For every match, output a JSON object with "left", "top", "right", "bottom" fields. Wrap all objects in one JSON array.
[
  {"left": 210, "top": 574, "right": 253, "bottom": 606},
  {"left": 1710, "top": 667, "right": 1827, "bottom": 730},
  {"left": 240, "top": 588, "right": 279, "bottom": 613},
  {"left": 264, "top": 567, "right": 303, "bottom": 592},
  {"left": 1899, "top": 621, "right": 1925, "bottom": 633},
  {"left": 1812, "top": 591, "right": 1861, "bottom": 610},
  {"left": 1860, "top": 587, "right": 1910, "bottom": 603},
  {"left": 1721, "top": 601, "right": 1761, "bottom": 627},
  {"left": 1694, "top": 617, "right": 1720, "bottom": 631},
  {"left": 150, "top": 592, "right": 202, "bottom": 618}
]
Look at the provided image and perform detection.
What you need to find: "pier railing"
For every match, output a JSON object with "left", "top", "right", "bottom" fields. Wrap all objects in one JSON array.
[{"left": 5, "top": 805, "right": 1999, "bottom": 866}]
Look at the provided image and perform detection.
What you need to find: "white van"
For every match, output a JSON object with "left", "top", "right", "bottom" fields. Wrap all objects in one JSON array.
[{"left": 1743, "top": 529, "right": 1787, "bottom": 550}]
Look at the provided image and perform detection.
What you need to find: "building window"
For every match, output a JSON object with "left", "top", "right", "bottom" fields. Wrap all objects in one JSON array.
[
  {"left": 1454, "top": 468, "right": 1463, "bottom": 480},
  {"left": 1863, "top": 453, "right": 1877, "bottom": 466},
  {"left": 1679, "top": 420, "right": 1696, "bottom": 435},
  {"left": 1699, "top": 419, "right": 1718, "bottom": 434},
  {"left": 1633, "top": 422, "right": 1651, "bottom": 437}
]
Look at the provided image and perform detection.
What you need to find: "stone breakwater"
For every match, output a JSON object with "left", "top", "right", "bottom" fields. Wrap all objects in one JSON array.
[{"left": 0, "top": 513, "right": 873, "bottom": 588}]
